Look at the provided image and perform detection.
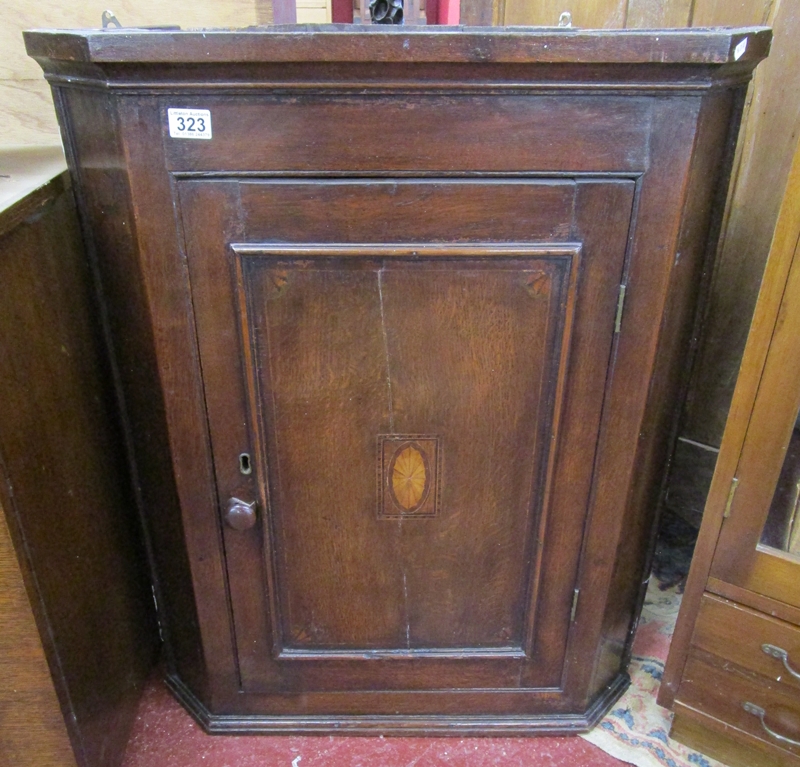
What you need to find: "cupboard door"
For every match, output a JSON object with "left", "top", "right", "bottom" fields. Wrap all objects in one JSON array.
[{"left": 179, "top": 178, "right": 633, "bottom": 709}]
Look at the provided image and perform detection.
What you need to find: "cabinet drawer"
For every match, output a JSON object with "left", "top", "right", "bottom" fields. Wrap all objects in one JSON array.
[
  {"left": 677, "top": 653, "right": 800, "bottom": 758},
  {"left": 671, "top": 706, "right": 800, "bottom": 767},
  {"left": 692, "top": 594, "right": 800, "bottom": 691}
]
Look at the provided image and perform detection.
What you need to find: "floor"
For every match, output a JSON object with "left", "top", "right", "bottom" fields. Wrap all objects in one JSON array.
[
  {"left": 122, "top": 510, "right": 700, "bottom": 767},
  {"left": 122, "top": 679, "right": 629, "bottom": 767}
]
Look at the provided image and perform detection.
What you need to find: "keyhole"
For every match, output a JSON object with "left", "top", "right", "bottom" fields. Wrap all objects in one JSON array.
[{"left": 239, "top": 453, "right": 252, "bottom": 475}]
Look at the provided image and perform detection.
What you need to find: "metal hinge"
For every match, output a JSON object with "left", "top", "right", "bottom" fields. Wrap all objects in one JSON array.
[
  {"left": 614, "top": 284, "right": 627, "bottom": 334},
  {"left": 723, "top": 476, "right": 739, "bottom": 519},
  {"left": 570, "top": 588, "right": 580, "bottom": 622}
]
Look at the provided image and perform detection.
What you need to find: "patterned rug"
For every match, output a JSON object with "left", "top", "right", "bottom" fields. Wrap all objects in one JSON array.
[{"left": 581, "top": 575, "right": 725, "bottom": 767}]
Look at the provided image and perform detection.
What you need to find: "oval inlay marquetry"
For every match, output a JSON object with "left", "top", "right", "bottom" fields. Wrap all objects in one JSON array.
[{"left": 389, "top": 443, "right": 431, "bottom": 512}]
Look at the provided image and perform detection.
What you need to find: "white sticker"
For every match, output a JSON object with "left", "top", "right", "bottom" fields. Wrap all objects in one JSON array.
[
  {"left": 734, "top": 38, "right": 748, "bottom": 61},
  {"left": 167, "top": 108, "right": 212, "bottom": 139}
]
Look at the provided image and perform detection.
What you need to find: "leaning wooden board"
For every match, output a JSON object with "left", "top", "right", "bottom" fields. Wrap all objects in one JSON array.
[
  {"left": 25, "top": 25, "right": 769, "bottom": 734},
  {"left": 0, "top": 147, "right": 158, "bottom": 766}
]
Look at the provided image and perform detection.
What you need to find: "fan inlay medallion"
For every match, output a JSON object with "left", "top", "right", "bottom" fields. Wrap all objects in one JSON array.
[
  {"left": 378, "top": 435, "right": 440, "bottom": 518},
  {"left": 391, "top": 445, "right": 428, "bottom": 510}
]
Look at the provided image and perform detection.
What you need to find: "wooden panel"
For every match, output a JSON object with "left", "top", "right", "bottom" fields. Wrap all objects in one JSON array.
[
  {"left": 0, "top": 151, "right": 158, "bottom": 766},
  {"left": 236, "top": 180, "right": 577, "bottom": 242},
  {"left": 596, "top": 87, "right": 742, "bottom": 688},
  {"left": 680, "top": 0, "right": 799, "bottom": 447},
  {"left": 504, "top": 0, "right": 627, "bottom": 28},
  {"left": 0, "top": 145, "right": 65, "bottom": 224},
  {"left": 0, "top": 501, "right": 76, "bottom": 767},
  {"left": 296, "top": 7, "right": 328, "bottom": 22},
  {"left": 579, "top": 91, "right": 733, "bottom": 700},
  {"left": 1, "top": 0, "right": 260, "bottom": 145},
  {"left": 254, "top": 0, "right": 274, "bottom": 24},
  {"left": 296, "top": 0, "right": 330, "bottom": 24},
  {"left": 691, "top": 0, "right": 773, "bottom": 27},
  {"left": 626, "top": 0, "right": 692, "bottom": 28},
  {"left": 3, "top": 0, "right": 260, "bottom": 81},
  {"left": 0, "top": 80, "right": 60, "bottom": 145},
  {"left": 165, "top": 96, "right": 652, "bottom": 174},
  {"left": 247, "top": 253, "right": 574, "bottom": 653},
  {"left": 459, "top": 0, "right": 493, "bottom": 25},
  {"left": 494, "top": 0, "right": 771, "bottom": 29}
]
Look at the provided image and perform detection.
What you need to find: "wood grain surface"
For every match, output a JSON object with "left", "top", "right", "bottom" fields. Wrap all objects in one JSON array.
[
  {"left": 455, "top": 0, "right": 799, "bottom": 540},
  {"left": 660, "top": 132, "right": 800, "bottom": 709},
  {"left": 24, "top": 26, "right": 770, "bottom": 65},
  {"left": 475, "top": 0, "right": 776, "bottom": 28},
  {"left": 0, "top": 500, "right": 76, "bottom": 767},
  {"left": 0, "top": 148, "right": 75, "bottom": 767},
  {"left": 671, "top": 705, "right": 799, "bottom": 767},
  {"left": 178, "top": 178, "right": 631, "bottom": 702},
  {"left": 691, "top": 595, "right": 800, "bottom": 690},
  {"left": 626, "top": 0, "right": 692, "bottom": 28},
  {"left": 706, "top": 140, "right": 800, "bottom": 605},
  {"left": 502, "top": 0, "right": 628, "bottom": 29},
  {"left": 1, "top": 0, "right": 260, "bottom": 144},
  {"left": 677, "top": 653, "right": 800, "bottom": 761},
  {"left": 680, "top": 0, "right": 799, "bottom": 447},
  {"left": 0, "top": 152, "right": 158, "bottom": 766},
  {"left": 29, "top": 25, "right": 766, "bottom": 732}
]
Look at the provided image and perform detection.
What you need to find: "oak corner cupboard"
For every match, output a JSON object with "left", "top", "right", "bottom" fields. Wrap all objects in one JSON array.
[{"left": 24, "top": 25, "right": 769, "bottom": 735}]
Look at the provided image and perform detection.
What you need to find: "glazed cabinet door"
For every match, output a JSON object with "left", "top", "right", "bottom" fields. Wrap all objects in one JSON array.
[
  {"left": 709, "top": 225, "right": 800, "bottom": 610},
  {"left": 178, "top": 177, "right": 634, "bottom": 713}
]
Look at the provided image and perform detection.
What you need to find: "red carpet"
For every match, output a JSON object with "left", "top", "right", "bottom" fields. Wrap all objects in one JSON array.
[{"left": 122, "top": 678, "right": 629, "bottom": 767}]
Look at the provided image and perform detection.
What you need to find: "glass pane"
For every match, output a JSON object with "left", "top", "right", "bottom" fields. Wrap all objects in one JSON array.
[{"left": 761, "top": 408, "right": 800, "bottom": 554}]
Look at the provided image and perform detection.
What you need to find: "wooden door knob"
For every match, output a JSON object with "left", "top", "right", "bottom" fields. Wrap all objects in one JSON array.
[{"left": 225, "top": 498, "right": 257, "bottom": 530}]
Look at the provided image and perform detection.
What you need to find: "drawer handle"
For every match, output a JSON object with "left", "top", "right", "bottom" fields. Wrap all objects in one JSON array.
[
  {"left": 762, "top": 644, "right": 800, "bottom": 681},
  {"left": 743, "top": 702, "right": 800, "bottom": 747}
]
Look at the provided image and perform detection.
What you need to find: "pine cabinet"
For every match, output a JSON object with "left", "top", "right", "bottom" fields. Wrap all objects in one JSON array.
[
  {"left": 662, "top": 137, "right": 800, "bottom": 766},
  {"left": 25, "top": 25, "right": 769, "bottom": 734}
]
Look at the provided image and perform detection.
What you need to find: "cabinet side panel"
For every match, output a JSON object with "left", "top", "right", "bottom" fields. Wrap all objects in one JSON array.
[
  {"left": 592, "top": 88, "right": 742, "bottom": 694},
  {"left": 53, "top": 86, "right": 207, "bottom": 697}
]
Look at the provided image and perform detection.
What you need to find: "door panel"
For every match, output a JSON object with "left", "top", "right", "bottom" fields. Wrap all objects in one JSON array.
[
  {"left": 241, "top": 250, "right": 577, "bottom": 656},
  {"left": 178, "top": 178, "right": 634, "bottom": 705}
]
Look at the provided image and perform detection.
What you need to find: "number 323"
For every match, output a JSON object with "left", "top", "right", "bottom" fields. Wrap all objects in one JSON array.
[{"left": 176, "top": 116, "right": 206, "bottom": 132}]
